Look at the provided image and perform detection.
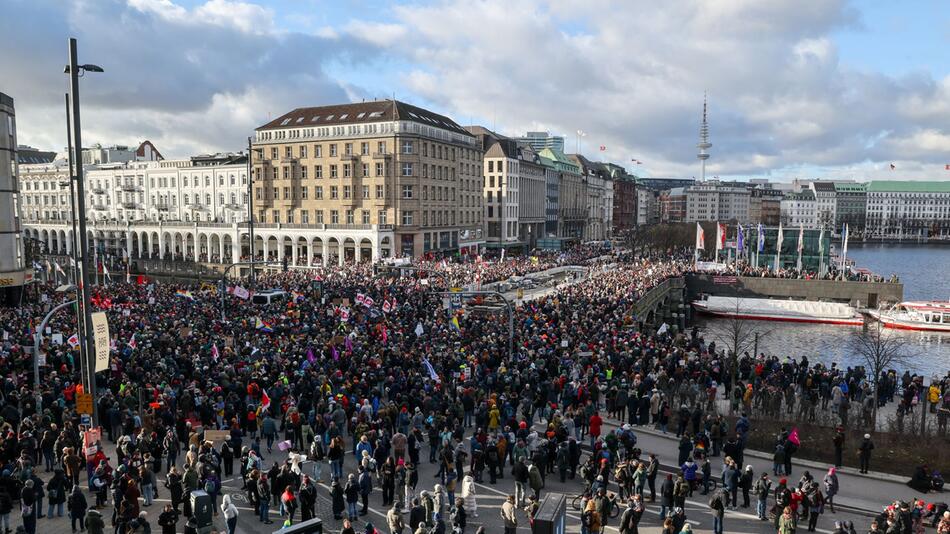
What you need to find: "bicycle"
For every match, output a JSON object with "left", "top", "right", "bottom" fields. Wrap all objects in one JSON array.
[{"left": 570, "top": 491, "right": 621, "bottom": 519}]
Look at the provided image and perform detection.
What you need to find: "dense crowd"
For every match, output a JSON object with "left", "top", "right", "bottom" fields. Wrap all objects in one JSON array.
[{"left": 0, "top": 246, "right": 944, "bottom": 534}]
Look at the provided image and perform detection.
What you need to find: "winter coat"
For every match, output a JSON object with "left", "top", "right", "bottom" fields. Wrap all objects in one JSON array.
[
  {"left": 461, "top": 475, "right": 477, "bottom": 514},
  {"left": 86, "top": 509, "right": 107, "bottom": 534}
]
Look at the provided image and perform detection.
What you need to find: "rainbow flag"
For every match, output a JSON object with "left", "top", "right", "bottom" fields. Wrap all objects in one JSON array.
[
  {"left": 175, "top": 290, "right": 195, "bottom": 300},
  {"left": 255, "top": 317, "right": 274, "bottom": 333}
]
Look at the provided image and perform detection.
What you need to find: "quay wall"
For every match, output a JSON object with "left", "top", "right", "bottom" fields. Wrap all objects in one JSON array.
[{"left": 685, "top": 274, "right": 903, "bottom": 307}]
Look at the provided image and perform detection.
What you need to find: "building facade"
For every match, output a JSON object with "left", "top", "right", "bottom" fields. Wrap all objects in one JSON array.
[
  {"left": 809, "top": 181, "right": 837, "bottom": 228},
  {"left": 539, "top": 148, "right": 585, "bottom": 239},
  {"left": 252, "top": 100, "right": 484, "bottom": 260},
  {"left": 659, "top": 187, "right": 686, "bottom": 223},
  {"left": 0, "top": 92, "right": 31, "bottom": 305},
  {"left": 749, "top": 186, "right": 783, "bottom": 226},
  {"left": 612, "top": 175, "right": 637, "bottom": 231},
  {"left": 780, "top": 190, "right": 817, "bottom": 229},
  {"left": 685, "top": 181, "right": 751, "bottom": 223},
  {"left": 865, "top": 181, "right": 950, "bottom": 238},
  {"left": 835, "top": 182, "right": 866, "bottom": 230},
  {"left": 515, "top": 131, "right": 565, "bottom": 153}
]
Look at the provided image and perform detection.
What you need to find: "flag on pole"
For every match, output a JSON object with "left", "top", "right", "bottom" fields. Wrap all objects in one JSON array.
[
  {"left": 695, "top": 222, "right": 705, "bottom": 250},
  {"left": 175, "top": 290, "right": 195, "bottom": 300},
  {"left": 450, "top": 315, "right": 461, "bottom": 332},
  {"left": 890, "top": 163, "right": 896, "bottom": 170},
  {"left": 102, "top": 262, "right": 111, "bottom": 281},
  {"left": 331, "top": 345, "right": 340, "bottom": 361},
  {"left": 128, "top": 333, "right": 137, "bottom": 350},
  {"left": 344, "top": 334, "right": 353, "bottom": 354},
  {"left": 307, "top": 347, "right": 315, "bottom": 364},
  {"left": 757, "top": 224, "right": 765, "bottom": 253},
  {"left": 67, "top": 334, "right": 80, "bottom": 349},
  {"left": 422, "top": 358, "right": 441, "bottom": 383},
  {"left": 840, "top": 223, "right": 849, "bottom": 271},
  {"left": 775, "top": 223, "right": 784, "bottom": 271},
  {"left": 797, "top": 224, "right": 804, "bottom": 252},
  {"left": 211, "top": 343, "right": 220, "bottom": 361},
  {"left": 54, "top": 262, "right": 66, "bottom": 277},
  {"left": 126, "top": 263, "right": 131, "bottom": 284},
  {"left": 260, "top": 390, "right": 271, "bottom": 412},
  {"left": 231, "top": 286, "right": 250, "bottom": 300},
  {"left": 599, "top": 145, "right": 606, "bottom": 151},
  {"left": 818, "top": 227, "right": 825, "bottom": 256},
  {"left": 716, "top": 223, "right": 726, "bottom": 251},
  {"left": 737, "top": 225, "right": 745, "bottom": 255}
]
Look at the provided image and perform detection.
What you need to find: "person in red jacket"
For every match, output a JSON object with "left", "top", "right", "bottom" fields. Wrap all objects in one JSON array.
[{"left": 589, "top": 411, "right": 603, "bottom": 450}]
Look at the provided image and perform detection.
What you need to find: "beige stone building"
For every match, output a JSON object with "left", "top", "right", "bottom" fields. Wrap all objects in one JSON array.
[{"left": 253, "top": 100, "right": 484, "bottom": 261}]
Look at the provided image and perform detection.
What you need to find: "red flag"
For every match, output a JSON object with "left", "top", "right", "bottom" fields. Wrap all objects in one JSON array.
[
  {"left": 945, "top": 164, "right": 950, "bottom": 170},
  {"left": 260, "top": 389, "right": 271, "bottom": 412},
  {"left": 599, "top": 145, "right": 606, "bottom": 151},
  {"left": 211, "top": 343, "right": 220, "bottom": 361}
]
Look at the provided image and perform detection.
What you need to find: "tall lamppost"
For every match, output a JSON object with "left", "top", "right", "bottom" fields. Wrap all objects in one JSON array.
[{"left": 65, "top": 37, "right": 104, "bottom": 426}]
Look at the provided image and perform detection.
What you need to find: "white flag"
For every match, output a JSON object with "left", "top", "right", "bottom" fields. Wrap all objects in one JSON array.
[
  {"left": 231, "top": 286, "right": 250, "bottom": 300},
  {"left": 414, "top": 322, "right": 424, "bottom": 337},
  {"left": 422, "top": 358, "right": 441, "bottom": 383},
  {"left": 695, "top": 222, "right": 705, "bottom": 251}
]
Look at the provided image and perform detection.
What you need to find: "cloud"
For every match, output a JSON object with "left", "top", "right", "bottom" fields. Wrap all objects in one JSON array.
[
  {"left": 345, "top": 0, "right": 950, "bottom": 179},
  {"left": 0, "top": 0, "right": 379, "bottom": 157}
]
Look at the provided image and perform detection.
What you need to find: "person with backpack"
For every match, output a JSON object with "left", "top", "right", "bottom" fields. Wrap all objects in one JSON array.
[
  {"left": 753, "top": 472, "right": 772, "bottom": 521},
  {"left": 708, "top": 488, "right": 726, "bottom": 534}
]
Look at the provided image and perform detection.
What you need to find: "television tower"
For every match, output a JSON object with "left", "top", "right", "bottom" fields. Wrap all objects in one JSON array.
[{"left": 697, "top": 92, "right": 711, "bottom": 181}]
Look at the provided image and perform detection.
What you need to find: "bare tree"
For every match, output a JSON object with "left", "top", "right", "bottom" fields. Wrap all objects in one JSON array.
[
  {"left": 705, "top": 298, "right": 771, "bottom": 414},
  {"left": 848, "top": 319, "right": 913, "bottom": 431}
]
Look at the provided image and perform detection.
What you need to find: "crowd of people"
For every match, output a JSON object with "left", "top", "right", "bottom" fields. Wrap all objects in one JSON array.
[{"left": 0, "top": 245, "right": 944, "bottom": 534}]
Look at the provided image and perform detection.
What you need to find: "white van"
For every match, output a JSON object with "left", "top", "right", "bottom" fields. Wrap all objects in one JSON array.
[{"left": 251, "top": 290, "right": 288, "bottom": 305}]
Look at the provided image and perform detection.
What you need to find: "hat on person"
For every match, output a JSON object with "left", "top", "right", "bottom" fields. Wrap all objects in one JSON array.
[{"left": 864, "top": 433, "right": 871, "bottom": 439}]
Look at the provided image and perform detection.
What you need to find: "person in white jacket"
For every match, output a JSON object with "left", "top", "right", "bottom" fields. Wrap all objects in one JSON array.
[
  {"left": 221, "top": 494, "right": 239, "bottom": 534},
  {"left": 461, "top": 473, "right": 478, "bottom": 518}
]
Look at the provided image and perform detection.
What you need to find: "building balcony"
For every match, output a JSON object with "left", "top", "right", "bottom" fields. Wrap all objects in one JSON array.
[
  {"left": 120, "top": 184, "right": 139, "bottom": 191},
  {"left": 372, "top": 152, "right": 391, "bottom": 160},
  {"left": 339, "top": 154, "right": 358, "bottom": 161},
  {"left": 155, "top": 204, "right": 170, "bottom": 211},
  {"left": 121, "top": 202, "right": 137, "bottom": 209},
  {"left": 279, "top": 156, "right": 298, "bottom": 164},
  {"left": 92, "top": 204, "right": 108, "bottom": 211},
  {"left": 91, "top": 188, "right": 106, "bottom": 195}
]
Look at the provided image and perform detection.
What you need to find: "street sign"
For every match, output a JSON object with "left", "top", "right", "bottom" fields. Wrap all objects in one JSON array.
[{"left": 77, "top": 392, "right": 93, "bottom": 415}]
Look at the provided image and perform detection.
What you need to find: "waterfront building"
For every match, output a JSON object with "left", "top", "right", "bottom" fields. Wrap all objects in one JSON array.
[
  {"left": 834, "top": 182, "right": 867, "bottom": 230},
  {"left": 636, "top": 186, "right": 659, "bottom": 225},
  {"left": 865, "top": 181, "right": 950, "bottom": 238},
  {"left": 749, "top": 186, "right": 783, "bottom": 226},
  {"left": 252, "top": 100, "right": 484, "bottom": 260},
  {"left": 685, "top": 180, "right": 751, "bottom": 223},
  {"left": 0, "top": 92, "right": 33, "bottom": 305},
  {"left": 568, "top": 154, "right": 612, "bottom": 241},
  {"left": 809, "top": 181, "right": 837, "bottom": 228},
  {"left": 514, "top": 131, "right": 565, "bottom": 153},
  {"left": 780, "top": 190, "right": 817, "bottom": 229},
  {"left": 659, "top": 187, "right": 687, "bottom": 224}
]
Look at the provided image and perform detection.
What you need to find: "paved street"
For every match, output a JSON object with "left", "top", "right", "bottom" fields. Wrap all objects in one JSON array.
[{"left": 26, "top": 425, "right": 881, "bottom": 534}]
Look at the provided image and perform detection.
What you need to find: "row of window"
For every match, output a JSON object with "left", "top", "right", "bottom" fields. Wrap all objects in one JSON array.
[{"left": 267, "top": 139, "right": 472, "bottom": 162}]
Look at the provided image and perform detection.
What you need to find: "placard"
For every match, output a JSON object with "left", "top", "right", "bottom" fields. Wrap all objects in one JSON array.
[
  {"left": 77, "top": 393, "right": 94, "bottom": 415},
  {"left": 204, "top": 430, "right": 231, "bottom": 443},
  {"left": 91, "top": 312, "right": 110, "bottom": 372}
]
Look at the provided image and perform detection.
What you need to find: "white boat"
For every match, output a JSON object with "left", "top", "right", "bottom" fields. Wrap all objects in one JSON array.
[
  {"left": 866, "top": 302, "right": 950, "bottom": 332},
  {"left": 692, "top": 296, "right": 864, "bottom": 326}
]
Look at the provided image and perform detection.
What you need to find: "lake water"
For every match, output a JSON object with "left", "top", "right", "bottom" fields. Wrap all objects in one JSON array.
[{"left": 696, "top": 244, "right": 950, "bottom": 376}]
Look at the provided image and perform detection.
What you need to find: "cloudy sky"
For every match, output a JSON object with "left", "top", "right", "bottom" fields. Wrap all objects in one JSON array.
[{"left": 3, "top": 0, "right": 950, "bottom": 182}]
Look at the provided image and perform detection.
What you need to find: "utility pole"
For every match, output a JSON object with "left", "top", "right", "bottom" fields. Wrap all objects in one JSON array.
[{"left": 67, "top": 37, "right": 100, "bottom": 427}]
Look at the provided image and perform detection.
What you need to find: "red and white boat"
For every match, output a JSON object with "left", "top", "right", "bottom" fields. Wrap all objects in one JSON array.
[
  {"left": 692, "top": 296, "right": 864, "bottom": 326},
  {"left": 866, "top": 301, "right": 950, "bottom": 332}
]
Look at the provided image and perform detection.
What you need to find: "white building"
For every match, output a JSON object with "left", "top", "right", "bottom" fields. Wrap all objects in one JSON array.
[
  {"left": 865, "top": 181, "right": 950, "bottom": 238},
  {"left": 780, "top": 190, "right": 818, "bottom": 229},
  {"left": 80, "top": 141, "right": 162, "bottom": 165},
  {"left": 809, "top": 181, "right": 837, "bottom": 228},
  {"left": 685, "top": 181, "right": 751, "bottom": 223}
]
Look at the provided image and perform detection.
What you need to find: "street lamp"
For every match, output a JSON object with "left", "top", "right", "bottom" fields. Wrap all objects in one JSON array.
[{"left": 65, "top": 37, "right": 103, "bottom": 427}]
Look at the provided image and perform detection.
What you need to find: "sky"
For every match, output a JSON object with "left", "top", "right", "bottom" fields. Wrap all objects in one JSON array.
[{"left": 2, "top": 0, "right": 950, "bottom": 182}]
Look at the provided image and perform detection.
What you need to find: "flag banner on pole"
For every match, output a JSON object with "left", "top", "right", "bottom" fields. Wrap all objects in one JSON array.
[
  {"left": 67, "top": 334, "right": 80, "bottom": 349},
  {"left": 422, "top": 358, "right": 441, "bottom": 383},
  {"left": 260, "top": 390, "right": 271, "bottom": 412},
  {"left": 175, "top": 290, "right": 195, "bottom": 300},
  {"left": 797, "top": 224, "right": 804, "bottom": 252},
  {"left": 128, "top": 333, "right": 137, "bottom": 350},
  {"left": 757, "top": 224, "right": 765, "bottom": 253},
  {"left": 211, "top": 343, "right": 220, "bottom": 361},
  {"left": 737, "top": 225, "right": 745, "bottom": 254},
  {"left": 695, "top": 222, "right": 705, "bottom": 251},
  {"left": 716, "top": 223, "right": 726, "bottom": 251},
  {"left": 231, "top": 286, "right": 250, "bottom": 300}
]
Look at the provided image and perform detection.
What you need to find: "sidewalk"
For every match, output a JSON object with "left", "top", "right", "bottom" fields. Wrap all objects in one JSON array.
[{"left": 587, "top": 413, "right": 924, "bottom": 513}]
